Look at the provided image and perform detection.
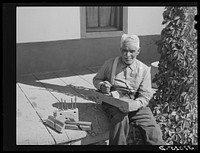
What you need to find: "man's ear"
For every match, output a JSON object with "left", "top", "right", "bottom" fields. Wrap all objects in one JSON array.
[{"left": 137, "top": 48, "right": 140, "bottom": 55}]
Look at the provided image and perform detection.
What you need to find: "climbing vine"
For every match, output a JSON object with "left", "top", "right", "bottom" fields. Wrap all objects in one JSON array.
[{"left": 151, "top": 7, "right": 197, "bottom": 145}]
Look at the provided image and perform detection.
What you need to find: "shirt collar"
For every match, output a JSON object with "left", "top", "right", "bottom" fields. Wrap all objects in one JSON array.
[{"left": 119, "top": 56, "right": 137, "bottom": 71}]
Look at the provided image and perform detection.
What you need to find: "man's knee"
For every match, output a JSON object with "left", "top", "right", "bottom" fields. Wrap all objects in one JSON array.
[
  {"left": 111, "top": 111, "right": 129, "bottom": 126},
  {"left": 129, "top": 106, "right": 165, "bottom": 145},
  {"left": 102, "top": 102, "right": 128, "bottom": 122}
]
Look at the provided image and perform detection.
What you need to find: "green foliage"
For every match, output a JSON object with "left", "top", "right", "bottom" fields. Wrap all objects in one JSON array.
[{"left": 151, "top": 7, "right": 197, "bottom": 145}]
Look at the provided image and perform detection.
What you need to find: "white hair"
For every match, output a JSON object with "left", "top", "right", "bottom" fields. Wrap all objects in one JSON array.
[{"left": 120, "top": 34, "right": 140, "bottom": 50}]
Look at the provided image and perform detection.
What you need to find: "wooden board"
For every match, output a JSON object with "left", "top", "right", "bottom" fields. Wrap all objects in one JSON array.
[
  {"left": 18, "top": 75, "right": 54, "bottom": 119},
  {"left": 54, "top": 70, "right": 96, "bottom": 103},
  {"left": 17, "top": 75, "right": 87, "bottom": 145},
  {"left": 17, "top": 84, "right": 55, "bottom": 145},
  {"left": 71, "top": 67, "right": 97, "bottom": 86},
  {"left": 72, "top": 69, "right": 110, "bottom": 144},
  {"left": 56, "top": 69, "right": 110, "bottom": 145},
  {"left": 34, "top": 72, "right": 83, "bottom": 105},
  {"left": 33, "top": 73, "right": 89, "bottom": 143},
  {"left": 95, "top": 91, "right": 131, "bottom": 113}
]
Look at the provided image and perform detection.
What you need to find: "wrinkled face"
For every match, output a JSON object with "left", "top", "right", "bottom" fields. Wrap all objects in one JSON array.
[{"left": 121, "top": 42, "right": 140, "bottom": 65}]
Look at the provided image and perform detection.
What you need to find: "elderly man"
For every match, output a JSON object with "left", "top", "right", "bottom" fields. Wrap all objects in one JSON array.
[{"left": 93, "top": 34, "right": 165, "bottom": 145}]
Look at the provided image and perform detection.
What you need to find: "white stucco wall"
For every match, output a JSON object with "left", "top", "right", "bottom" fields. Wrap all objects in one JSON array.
[
  {"left": 128, "top": 7, "right": 165, "bottom": 36},
  {"left": 16, "top": 7, "right": 81, "bottom": 43},
  {"left": 17, "top": 7, "right": 165, "bottom": 43}
]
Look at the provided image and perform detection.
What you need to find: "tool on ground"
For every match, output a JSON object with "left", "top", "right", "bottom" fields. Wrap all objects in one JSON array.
[{"left": 44, "top": 97, "right": 92, "bottom": 133}]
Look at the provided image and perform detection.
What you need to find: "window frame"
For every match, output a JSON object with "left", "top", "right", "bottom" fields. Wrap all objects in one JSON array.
[{"left": 80, "top": 7, "right": 128, "bottom": 38}]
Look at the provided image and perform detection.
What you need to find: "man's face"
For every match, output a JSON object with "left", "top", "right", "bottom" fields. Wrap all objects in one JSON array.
[{"left": 121, "top": 42, "right": 140, "bottom": 65}]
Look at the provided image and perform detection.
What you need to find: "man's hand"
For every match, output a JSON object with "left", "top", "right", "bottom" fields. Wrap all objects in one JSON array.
[
  {"left": 119, "top": 96, "right": 141, "bottom": 113},
  {"left": 100, "top": 81, "right": 112, "bottom": 94}
]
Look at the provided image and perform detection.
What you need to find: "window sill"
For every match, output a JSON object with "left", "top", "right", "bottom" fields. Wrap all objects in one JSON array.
[{"left": 82, "top": 31, "right": 125, "bottom": 38}]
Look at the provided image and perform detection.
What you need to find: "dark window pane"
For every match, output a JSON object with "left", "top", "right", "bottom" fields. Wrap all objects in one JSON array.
[
  {"left": 86, "top": 7, "right": 122, "bottom": 32},
  {"left": 86, "top": 7, "right": 99, "bottom": 28}
]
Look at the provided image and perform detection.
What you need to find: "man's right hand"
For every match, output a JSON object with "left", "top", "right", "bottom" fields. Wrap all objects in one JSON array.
[{"left": 100, "top": 81, "right": 112, "bottom": 94}]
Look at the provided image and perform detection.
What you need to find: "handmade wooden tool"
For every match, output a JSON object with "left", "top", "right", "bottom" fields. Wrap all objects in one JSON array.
[
  {"left": 95, "top": 91, "right": 133, "bottom": 113},
  {"left": 44, "top": 97, "right": 92, "bottom": 133}
]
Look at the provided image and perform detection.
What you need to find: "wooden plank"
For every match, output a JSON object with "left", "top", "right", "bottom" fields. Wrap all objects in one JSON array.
[
  {"left": 34, "top": 72, "right": 94, "bottom": 109},
  {"left": 72, "top": 68, "right": 96, "bottom": 86},
  {"left": 17, "top": 75, "right": 54, "bottom": 120},
  {"left": 71, "top": 69, "right": 111, "bottom": 145},
  {"left": 54, "top": 70, "right": 96, "bottom": 103},
  {"left": 65, "top": 120, "right": 92, "bottom": 126},
  {"left": 33, "top": 72, "right": 91, "bottom": 144},
  {"left": 16, "top": 84, "right": 55, "bottom": 145},
  {"left": 17, "top": 75, "right": 87, "bottom": 145},
  {"left": 55, "top": 69, "right": 110, "bottom": 144},
  {"left": 95, "top": 91, "right": 131, "bottom": 113},
  {"left": 34, "top": 72, "right": 84, "bottom": 104}
]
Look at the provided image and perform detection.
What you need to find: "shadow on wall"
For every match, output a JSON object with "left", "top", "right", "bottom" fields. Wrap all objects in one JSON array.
[
  {"left": 17, "top": 37, "right": 121, "bottom": 77},
  {"left": 138, "top": 35, "right": 161, "bottom": 66},
  {"left": 17, "top": 35, "right": 161, "bottom": 77}
]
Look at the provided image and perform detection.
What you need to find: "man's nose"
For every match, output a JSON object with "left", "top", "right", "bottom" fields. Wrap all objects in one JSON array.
[{"left": 126, "top": 51, "right": 132, "bottom": 56}]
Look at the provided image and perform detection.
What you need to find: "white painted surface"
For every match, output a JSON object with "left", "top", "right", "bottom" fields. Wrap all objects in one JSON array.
[
  {"left": 151, "top": 61, "right": 159, "bottom": 88},
  {"left": 128, "top": 7, "right": 165, "bottom": 36},
  {"left": 17, "top": 7, "right": 81, "bottom": 43},
  {"left": 17, "top": 6, "right": 164, "bottom": 43},
  {"left": 151, "top": 61, "right": 159, "bottom": 68}
]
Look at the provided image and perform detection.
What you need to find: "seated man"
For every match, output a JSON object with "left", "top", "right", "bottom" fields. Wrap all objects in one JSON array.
[{"left": 93, "top": 34, "right": 165, "bottom": 145}]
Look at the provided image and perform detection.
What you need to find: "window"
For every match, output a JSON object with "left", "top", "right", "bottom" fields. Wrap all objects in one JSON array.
[{"left": 80, "top": 7, "right": 128, "bottom": 38}]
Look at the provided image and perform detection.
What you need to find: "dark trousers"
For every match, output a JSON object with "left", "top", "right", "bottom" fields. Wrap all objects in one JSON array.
[{"left": 102, "top": 102, "right": 165, "bottom": 145}]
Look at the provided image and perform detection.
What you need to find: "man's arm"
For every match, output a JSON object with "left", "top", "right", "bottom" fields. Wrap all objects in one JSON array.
[
  {"left": 119, "top": 67, "right": 153, "bottom": 113},
  {"left": 93, "top": 60, "right": 112, "bottom": 91},
  {"left": 134, "top": 66, "right": 153, "bottom": 107}
]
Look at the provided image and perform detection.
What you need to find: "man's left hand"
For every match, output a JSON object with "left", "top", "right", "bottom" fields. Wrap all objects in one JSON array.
[{"left": 119, "top": 97, "right": 141, "bottom": 113}]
